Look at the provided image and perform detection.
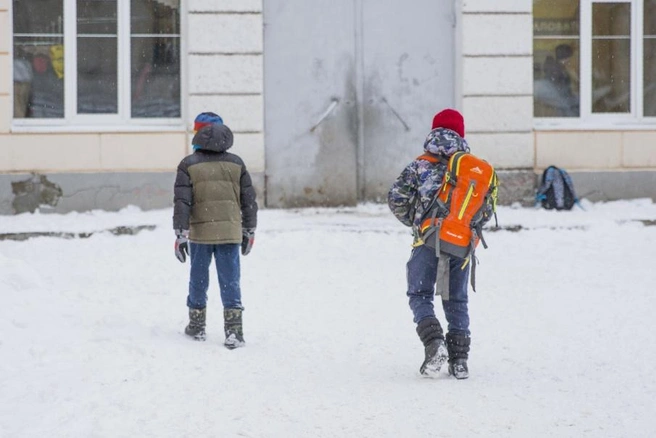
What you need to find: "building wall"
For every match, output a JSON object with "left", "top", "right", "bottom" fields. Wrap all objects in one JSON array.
[
  {"left": 535, "top": 130, "right": 656, "bottom": 201},
  {"left": 187, "top": 0, "right": 265, "bottom": 184},
  {"left": 0, "top": 0, "right": 265, "bottom": 214},
  {"left": 460, "top": 0, "right": 535, "bottom": 204},
  {"left": 461, "top": 0, "right": 656, "bottom": 203},
  {"left": 1, "top": 1, "right": 653, "bottom": 214},
  {"left": 0, "top": 0, "right": 10, "bottom": 134}
]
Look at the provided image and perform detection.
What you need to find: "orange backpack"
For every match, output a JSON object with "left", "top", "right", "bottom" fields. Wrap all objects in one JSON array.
[{"left": 417, "top": 151, "right": 498, "bottom": 291}]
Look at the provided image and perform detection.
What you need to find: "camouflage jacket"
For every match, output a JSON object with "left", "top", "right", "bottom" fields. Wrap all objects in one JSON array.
[{"left": 387, "top": 128, "right": 470, "bottom": 232}]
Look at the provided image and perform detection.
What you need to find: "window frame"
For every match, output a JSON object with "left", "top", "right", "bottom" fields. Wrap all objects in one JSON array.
[
  {"left": 11, "top": 0, "right": 185, "bottom": 132},
  {"left": 534, "top": 0, "right": 656, "bottom": 130}
]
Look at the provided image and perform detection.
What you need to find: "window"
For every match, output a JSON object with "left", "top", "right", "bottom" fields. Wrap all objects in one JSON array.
[
  {"left": 644, "top": 1, "right": 656, "bottom": 115},
  {"left": 533, "top": 1, "right": 581, "bottom": 118},
  {"left": 591, "top": 2, "right": 631, "bottom": 114},
  {"left": 12, "top": 0, "right": 181, "bottom": 126},
  {"left": 534, "top": 0, "right": 656, "bottom": 124}
]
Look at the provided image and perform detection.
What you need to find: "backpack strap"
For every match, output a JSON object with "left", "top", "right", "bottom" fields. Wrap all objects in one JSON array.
[
  {"left": 448, "top": 151, "right": 467, "bottom": 176},
  {"left": 436, "top": 253, "right": 450, "bottom": 300},
  {"left": 467, "top": 230, "right": 481, "bottom": 292},
  {"left": 489, "top": 172, "right": 499, "bottom": 227},
  {"left": 417, "top": 153, "right": 449, "bottom": 165}
]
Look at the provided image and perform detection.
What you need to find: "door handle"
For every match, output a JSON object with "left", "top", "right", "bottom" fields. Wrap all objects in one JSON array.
[
  {"left": 310, "top": 98, "right": 340, "bottom": 132},
  {"left": 381, "top": 97, "right": 410, "bottom": 131}
]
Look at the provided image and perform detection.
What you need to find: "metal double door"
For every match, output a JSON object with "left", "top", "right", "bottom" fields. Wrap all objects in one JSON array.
[{"left": 264, "top": 0, "right": 455, "bottom": 207}]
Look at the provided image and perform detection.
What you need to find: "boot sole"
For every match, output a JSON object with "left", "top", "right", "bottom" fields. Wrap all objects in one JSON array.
[
  {"left": 419, "top": 343, "right": 448, "bottom": 376},
  {"left": 184, "top": 330, "right": 206, "bottom": 341},
  {"left": 224, "top": 342, "right": 245, "bottom": 350},
  {"left": 224, "top": 334, "right": 245, "bottom": 349},
  {"left": 448, "top": 365, "right": 469, "bottom": 380}
]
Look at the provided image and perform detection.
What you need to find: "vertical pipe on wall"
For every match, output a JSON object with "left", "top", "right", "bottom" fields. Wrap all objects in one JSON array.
[{"left": 354, "top": 0, "right": 365, "bottom": 201}]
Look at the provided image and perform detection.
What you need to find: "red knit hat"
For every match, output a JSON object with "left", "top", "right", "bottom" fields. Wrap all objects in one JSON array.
[{"left": 431, "top": 109, "right": 465, "bottom": 138}]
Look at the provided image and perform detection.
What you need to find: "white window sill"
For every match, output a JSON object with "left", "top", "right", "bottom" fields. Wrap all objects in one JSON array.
[
  {"left": 534, "top": 119, "right": 656, "bottom": 132},
  {"left": 11, "top": 121, "right": 187, "bottom": 134}
]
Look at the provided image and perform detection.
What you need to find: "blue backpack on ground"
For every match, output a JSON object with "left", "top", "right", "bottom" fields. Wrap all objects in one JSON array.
[{"left": 536, "top": 166, "right": 581, "bottom": 210}]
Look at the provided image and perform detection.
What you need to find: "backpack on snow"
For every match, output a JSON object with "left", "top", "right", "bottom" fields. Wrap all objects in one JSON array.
[
  {"left": 536, "top": 166, "right": 579, "bottom": 210},
  {"left": 416, "top": 151, "right": 499, "bottom": 294}
]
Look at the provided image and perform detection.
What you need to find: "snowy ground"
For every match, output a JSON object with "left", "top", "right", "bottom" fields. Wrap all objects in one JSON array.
[{"left": 1, "top": 199, "right": 656, "bottom": 438}]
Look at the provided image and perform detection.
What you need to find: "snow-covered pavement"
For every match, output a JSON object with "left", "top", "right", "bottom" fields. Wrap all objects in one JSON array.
[{"left": 1, "top": 199, "right": 655, "bottom": 437}]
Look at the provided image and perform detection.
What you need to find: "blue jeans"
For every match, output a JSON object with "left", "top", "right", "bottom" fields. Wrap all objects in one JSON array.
[
  {"left": 187, "top": 243, "right": 243, "bottom": 310},
  {"left": 406, "top": 245, "right": 470, "bottom": 336}
]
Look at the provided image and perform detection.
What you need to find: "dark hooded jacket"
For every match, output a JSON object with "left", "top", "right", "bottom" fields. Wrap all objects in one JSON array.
[{"left": 173, "top": 124, "right": 258, "bottom": 244}]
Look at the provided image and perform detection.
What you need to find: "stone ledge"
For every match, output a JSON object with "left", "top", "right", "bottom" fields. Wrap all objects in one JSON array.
[
  {"left": 0, "top": 225, "right": 156, "bottom": 241},
  {"left": 487, "top": 220, "right": 656, "bottom": 233},
  {"left": 497, "top": 169, "right": 535, "bottom": 206}
]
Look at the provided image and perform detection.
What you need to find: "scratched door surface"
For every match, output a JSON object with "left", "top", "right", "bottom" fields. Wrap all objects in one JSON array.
[
  {"left": 360, "top": 0, "right": 455, "bottom": 202},
  {"left": 263, "top": 0, "right": 358, "bottom": 208},
  {"left": 263, "top": 0, "right": 455, "bottom": 207}
]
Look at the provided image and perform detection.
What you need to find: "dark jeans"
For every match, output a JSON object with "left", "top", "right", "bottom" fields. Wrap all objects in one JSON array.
[
  {"left": 406, "top": 245, "right": 470, "bottom": 336},
  {"left": 187, "top": 243, "right": 243, "bottom": 310}
]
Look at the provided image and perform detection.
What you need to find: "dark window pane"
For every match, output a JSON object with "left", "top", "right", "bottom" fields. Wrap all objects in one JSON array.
[
  {"left": 131, "top": 37, "right": 181, "bottom": 117},
  {"left": 534, "top": 39, "right": 580, "bottom": 117},
  {"left": 593, "top": 3, "right": 630, "bottom": 37},
  {"left": 131, "top": 0, "right": 180, "bottom": 34},
  {"left": 646, "top": 0, "right": 656, "bottom": 34},
  {"left": 13, "top": 0, "right": 63, "bottom": 34},
  {"left": 645, "top": 40, "right": 656, "bottom": 116},
  {"left": 592, "top": 4, "right": 631, "bottom": 114},
  {"left": 13, "top": 0, "right": 64, "bottom": 118},
  {"left": 644, "top": 1, "right": 656, "bottom": 116},
  {"left": 77, "top": 0, "right": 117, "bottom": 34},
  {"left": 77, "top": 37, "right": 118, "bottom": 114},
  {"left": 533, "top": 0, "right": 580, "bottom": 117},
  {"left": 13, "top": 37, "right": 65, "bottom": 118},
  {"left": 592, "top": 40, "right": 631, "bottom": 113}
]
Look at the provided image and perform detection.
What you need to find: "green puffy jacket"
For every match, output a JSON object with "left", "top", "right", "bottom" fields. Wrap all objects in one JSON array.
[{"left": 173, "top": 124, "right": 258, "bottom": 244}]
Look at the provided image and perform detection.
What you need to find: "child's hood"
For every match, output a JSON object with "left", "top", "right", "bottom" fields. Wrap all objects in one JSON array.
[
  {"left": 423, "top": 127, "right": 470, "bottom": 157},
  {"left": 191, "top": 124, "right": 234, "bottom": 153}
]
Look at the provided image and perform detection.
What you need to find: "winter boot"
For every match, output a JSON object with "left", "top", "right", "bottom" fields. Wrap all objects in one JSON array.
[
  {"left": 416, "top": 317, "right": 448, "bottom": 376},
  {"left": 223, "top": 308, "right": 245, "bottom": 349},
  {"left": 185, "top": 308, "right": 206, "bottom": 341},
  {"left": 446, "top": 332, "right": 471, "bottom": 379}
]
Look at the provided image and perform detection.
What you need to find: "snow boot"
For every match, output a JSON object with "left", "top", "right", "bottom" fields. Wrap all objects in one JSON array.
[
  {"left": 416, "top": 317, "right": 448, "bottom": 376},
  {"left": 446, "top": 332, "right": 471, "bottom": 379},
  {"left": 185, "top": 308, "right": 206, "bottom": 341},
  {"left": 223, "top": 308, "right": 245, "bottom": 349}
]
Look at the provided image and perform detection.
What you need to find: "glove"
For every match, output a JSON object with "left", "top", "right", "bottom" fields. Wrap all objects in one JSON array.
[
  {"left": 241, "top": 228, "right": 255, "bottom": 256},
  {"left": 174, "top": 229, "right": 189, "bottom": 263}
]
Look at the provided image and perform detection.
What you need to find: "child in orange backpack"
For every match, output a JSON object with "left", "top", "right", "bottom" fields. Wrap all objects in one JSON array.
[{"left": 388, "top": 109, "right": 493, "bottom": 379}]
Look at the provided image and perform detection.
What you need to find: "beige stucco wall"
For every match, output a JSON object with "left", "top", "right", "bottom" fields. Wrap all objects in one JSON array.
[
  {"left": 536, "top": 130, "right": 656, "bottom": 170},
  {"left": 0, "top": 133, "right": 186, "bottom": 171},
  {"left": 0, "top": 0, "right": 265, "bottom": 175}
]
